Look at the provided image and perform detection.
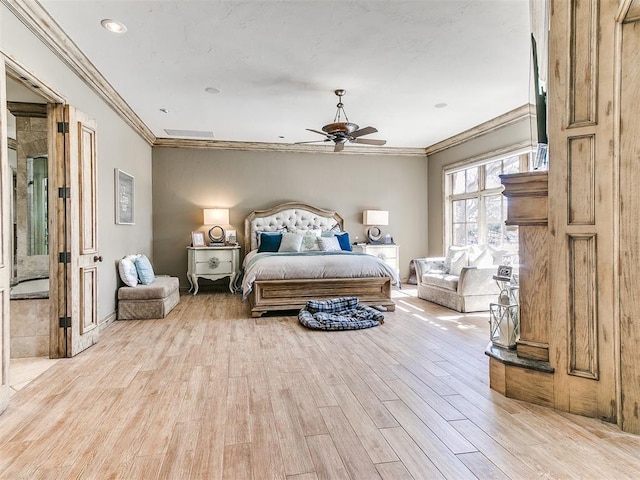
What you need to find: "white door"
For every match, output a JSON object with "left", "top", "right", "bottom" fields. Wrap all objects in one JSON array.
[{"left": 49, "top": 104, "right": 100, "bottom": 357}]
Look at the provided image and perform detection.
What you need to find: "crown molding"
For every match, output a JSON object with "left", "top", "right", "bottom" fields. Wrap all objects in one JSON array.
[
  {"left": 153, "top": 137, "right": 426, "bottom": 156},
  {"left": 3, "top": 0, "right": 527, "bottom": 157},
  {"left": 425, "top": 104, "right": 534, "bottom": 156},
  {"left": 2, "top": 0, "right": 156, "bottom": 145}
]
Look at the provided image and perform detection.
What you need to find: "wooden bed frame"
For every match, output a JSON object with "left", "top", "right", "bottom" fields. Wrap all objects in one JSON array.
[{"left": 243, "top": 202, "right": 396, "bottom": 317}]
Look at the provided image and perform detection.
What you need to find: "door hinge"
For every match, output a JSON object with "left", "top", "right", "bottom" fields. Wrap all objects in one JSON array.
[
  {"left": 58, "top": 187, "right": 70, "bottom": 199},
  {"left": 59, "top": 317, "right": 72, "bottom": 328},
  {"left": 57, "top": 122, "right": 69, "bottom": 133},
  {"left": 59, "top": 252, "right": 71, "bottom": 264}
]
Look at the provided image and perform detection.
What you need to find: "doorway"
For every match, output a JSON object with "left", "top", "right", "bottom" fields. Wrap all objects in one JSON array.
[{"left": 5, "top": 74, "right": 57, "bottom": 391}]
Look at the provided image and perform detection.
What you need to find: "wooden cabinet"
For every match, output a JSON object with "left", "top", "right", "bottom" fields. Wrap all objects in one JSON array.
[
  {"left": 352, "top": 244, "right": 399, "bottom": 274},
  {"left": 187, "top": 246, "right": 240, "bottom": 294}
]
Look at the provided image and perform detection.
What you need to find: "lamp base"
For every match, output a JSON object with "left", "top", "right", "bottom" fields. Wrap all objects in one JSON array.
[
  {"left": 366, "top": 226, "right": 382, "bottom": 243},
  {"left": 208, "top": 225, "right": 226, "bottom": 243}
]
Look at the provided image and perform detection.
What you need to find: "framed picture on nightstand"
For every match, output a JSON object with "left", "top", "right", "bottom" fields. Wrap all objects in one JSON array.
[
  {"left": 191, "top": 231, "right": 206, "bottom": 247},
  {"left": 225, "top": 229, "right": 237, "bottom": 245}
]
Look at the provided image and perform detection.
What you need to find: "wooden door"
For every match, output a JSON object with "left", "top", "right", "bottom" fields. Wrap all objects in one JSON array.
[
  {"left": 547, "top": 0, "right": 617, "bottom": 421},
  {"left": 618, "top": 4, "right": 640, "bottom": 435},
  {"left": 0, "top": 62, "right": 11, "bottom": 413},
  {"left": 49, "top": 104, "right": 100, "bottom": 357}
]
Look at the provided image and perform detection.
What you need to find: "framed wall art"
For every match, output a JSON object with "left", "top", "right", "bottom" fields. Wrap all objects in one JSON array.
[{"left": 115, "top": 168, "right": 135, "bottom": 225}]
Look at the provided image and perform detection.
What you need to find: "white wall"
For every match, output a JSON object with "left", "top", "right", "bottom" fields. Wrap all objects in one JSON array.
[{"left": 1, "top": 5, "right": 153, "bottom": 320}]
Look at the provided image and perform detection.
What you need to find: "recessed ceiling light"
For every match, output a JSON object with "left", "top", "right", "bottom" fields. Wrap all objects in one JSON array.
[
  {"left": 159, "top": 108, "right": 169, "bottom": 114},
  {"left": 435, "top": 103, "right": 448, "bottom": 109},
  {"left": 101, "top": 19, "right": 127, "bottom": 34},
  {"left": 205, "top": 87, "right": 221, "bottom": 95},
  {"left": 278, "top": 136, "right": 285, "bottom": 139}
]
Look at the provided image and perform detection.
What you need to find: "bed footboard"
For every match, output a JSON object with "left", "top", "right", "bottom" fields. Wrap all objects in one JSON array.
[{"left": 248, "top": 277, "right": 395, "bottom": 317}]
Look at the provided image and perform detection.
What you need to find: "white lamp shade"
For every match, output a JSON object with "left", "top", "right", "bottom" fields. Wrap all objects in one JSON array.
[
  {"left": 363, "top": 210, "right": 389, "bottom": 226},
  {"left": 203, "top": 208, "right": 229, "bottom": 225}
]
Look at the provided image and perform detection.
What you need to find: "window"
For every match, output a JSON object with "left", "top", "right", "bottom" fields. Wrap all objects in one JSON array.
[{"left": 445, "top": 152, "right": 530, "bottom": 253}]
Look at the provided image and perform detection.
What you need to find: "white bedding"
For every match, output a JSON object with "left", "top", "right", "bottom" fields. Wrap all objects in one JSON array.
[{"left": 242, "top": 250, "right": 399, "bottom": 299}]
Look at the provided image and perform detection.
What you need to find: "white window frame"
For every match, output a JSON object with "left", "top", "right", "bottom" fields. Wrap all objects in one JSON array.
[{"left": 443, "top": 147, "right": 532, "bottom": 251}]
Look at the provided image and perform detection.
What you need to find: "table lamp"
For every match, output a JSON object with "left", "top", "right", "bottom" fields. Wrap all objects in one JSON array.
[
  {"left": 362, "top": 210, "right": 389, "bottom": 243},
  {"left": 203, "top": 208, "right": 229, "bottom": 244}
]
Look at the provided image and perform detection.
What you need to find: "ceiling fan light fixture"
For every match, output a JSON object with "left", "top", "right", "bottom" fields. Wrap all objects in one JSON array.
[
  {"left": 322, "top": 122, "right": 359, "bottom": 135},
  {"left": 296, "top": 89, "right": 387, "bottom": 151}
]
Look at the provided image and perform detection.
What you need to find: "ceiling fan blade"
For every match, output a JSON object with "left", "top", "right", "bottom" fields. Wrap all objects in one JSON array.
[
  {"left": 354, "top": 138, "right": 387, "bottom": 146},
  {"left": 351, "top": 126, "right": 378, "bottom": 138},
  {"left": 294, "top": 140, "right": 329, "bottom": 144},
  {"left": 334, "top": 142, "right": 345, "bottom": 153},
  {"left": 306, "top": 128, "right": 331, "bottom": 137}
]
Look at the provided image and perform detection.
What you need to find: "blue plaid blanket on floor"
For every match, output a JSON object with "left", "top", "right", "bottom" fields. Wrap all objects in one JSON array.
[{"left": 298, "top": 297, "right": 384, "bottom": 331}]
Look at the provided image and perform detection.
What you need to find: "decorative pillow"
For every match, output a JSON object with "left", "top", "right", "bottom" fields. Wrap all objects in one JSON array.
[
  {"left": 326, "top": 222, "right": 342, "bottom": 233},
  {"left": 487, "top": 245, "right": 508, "bottom": 265},
  {"left": 134, "top": 254, "right": 155, "bottom": 285},
  {"left": 278, "top": 232, "right": 303, "bottom": 252},
  {"left": 255, "top": 227, "right": 286, "bottom": 247},
  {"left": 300, "top": 229, "right": 321, "bottom": 251},
  {"left": 449, "top": 250, "right": 469, "bottom": 276},
  {"left": 318, "top": 236, "right": 341, "bottom": 252},
  {"left": 320, "top": 231, "right": 352, "bottom": 251},
  {"left": 118, "top": 254, "right": 139, "bottom": 287},
  {"left": 444, "top": 246, "right": 470, "bottom": 273},
  {"left": 258, "top": 232, "right": 282, "bottom": 252},
  {"left": 334, "top": 232, "right": 352, "bottom": 251},
  {"left": 469, "top": 249, "right": 494, "bottom": 267}
]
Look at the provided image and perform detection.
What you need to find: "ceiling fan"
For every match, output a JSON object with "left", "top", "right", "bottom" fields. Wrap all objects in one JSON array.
[{"left": 297, "top": 89, "right": 387, "bottom": 152}]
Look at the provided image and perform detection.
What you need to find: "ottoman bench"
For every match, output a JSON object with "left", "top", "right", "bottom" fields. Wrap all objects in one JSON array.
[{"left": 117, "top": 276, "right": 180, "bottom": 320}]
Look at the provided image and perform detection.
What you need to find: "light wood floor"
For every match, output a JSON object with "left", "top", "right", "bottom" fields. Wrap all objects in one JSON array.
[{"left": 1, "top": 290, "right": 640, "bottom": 479}]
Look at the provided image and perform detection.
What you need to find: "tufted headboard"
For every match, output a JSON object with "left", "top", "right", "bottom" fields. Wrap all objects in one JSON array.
[{"left": 244, "top": 202, "right": 344, "bottom": 253}]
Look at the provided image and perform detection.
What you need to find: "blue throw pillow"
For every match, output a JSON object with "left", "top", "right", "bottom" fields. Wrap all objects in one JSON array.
[
  {"left": 335, "top": 232, "right": 352, "bottom": 251},
  {"left": 258, "top": 232, "right": 282, "bottom": 252},
  {"left": 134, "top": 254, "right": 155, "bottom": 285}
]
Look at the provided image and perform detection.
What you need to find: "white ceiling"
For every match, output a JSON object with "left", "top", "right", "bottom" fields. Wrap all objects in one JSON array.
[{"left": 37, "top": 0, "right": 531, "bottom": 149}]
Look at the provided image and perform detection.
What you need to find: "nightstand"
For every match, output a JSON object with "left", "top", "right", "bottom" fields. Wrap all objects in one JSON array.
[
  {"left": 352, "top": 243, "right": 400, "bottom": 274},
  {"left": 187, "top": 245, "right": 241, "bottom": 294}
]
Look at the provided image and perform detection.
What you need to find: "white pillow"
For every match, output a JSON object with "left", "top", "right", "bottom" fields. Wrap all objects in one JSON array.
[
  {"left": 487, "top": 245, "right": 508, "bottom": 265},
  {"left": 318, "top": 236, "right": 341, "bottom": 252},
  {"left": 469, "top": 249, "right": 494, "bottom": 268},
  {"left": 449, "top": 250, "right": 469, "bottom": 276},
  {"left": 300, "top": 229, "right": 321, "bottom": 251},
  {"left": 278, "top": 232, "right": 303, "bottom": 252},
  {"left": 469, "top": 245, "right": 494, "bottom": 268},
  {"left": 444, "top": 246, "right": 469, "bottom": 273},
  {"left": 118, "top": 254, "right": 140, "bottom": 287}
]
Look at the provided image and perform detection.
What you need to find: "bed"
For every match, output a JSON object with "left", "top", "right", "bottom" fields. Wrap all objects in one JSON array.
[{"left": 242, "top": 202, "right": 398, "bottom": 317}]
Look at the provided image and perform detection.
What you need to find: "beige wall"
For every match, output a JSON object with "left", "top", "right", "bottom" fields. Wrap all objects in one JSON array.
[
  {"left": 152, "top": 148, "right": 428, "bottom": 286},
  {"left": 426, "top": 118, "right": 533, "bottom": 256},
  {"left": 1, "top": 5, "right": 154, "bottom": 321}
]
